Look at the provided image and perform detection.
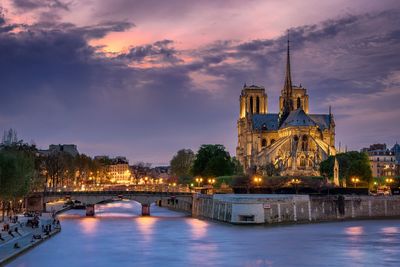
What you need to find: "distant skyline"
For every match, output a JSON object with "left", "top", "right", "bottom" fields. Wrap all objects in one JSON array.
[{"left": 0, "top": 0, "right": 399, "bottom": 165}]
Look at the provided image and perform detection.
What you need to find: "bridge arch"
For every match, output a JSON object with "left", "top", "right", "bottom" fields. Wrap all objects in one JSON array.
[{"left": 38, "top": 191, "right": 193, "bottom": 217}]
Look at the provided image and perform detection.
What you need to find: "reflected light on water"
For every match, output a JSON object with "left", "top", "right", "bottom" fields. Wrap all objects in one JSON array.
[
  {"left": 100, "top": 202, "right": 133, "bottom": 209},
  {"left": 345, "top": 226, "right": 364, "bottom": 241},
  {"left": 345, "top": 226, "right": 365, "bottom": 261},
  {"left": 345, "top": 226, "right": 364, "bottom": 236},
  {"left": 79, "top": 217, "right": 99, "bottom": 235},
  {"left": 136, "top": 217, "right": 157, "bottom": 242},
  {"left": 381, "top": 227, "right": 399, "bottom": 234},
  {"left": 187, "top": 218, "right": 208, "bottom": 239}
]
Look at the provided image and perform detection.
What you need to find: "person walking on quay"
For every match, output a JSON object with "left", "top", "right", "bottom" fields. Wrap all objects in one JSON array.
[
  {"left": 15, "top": 227, "right": 21, "bottom": 236},
  {"left": 8, "top": 230, "right": 15, "bottom": 238}
]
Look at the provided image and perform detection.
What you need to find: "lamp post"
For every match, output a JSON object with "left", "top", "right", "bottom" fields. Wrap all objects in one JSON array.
[
  {"left": 291, "top": 178, "right": 301, "bottom": 194},
  {"left": 351, "top": 177, "right": 360, "bottom": 188},
  {"left": 208, "top": 178, "right": 216, "bottom": 187},
  {"left": 253, "top": 176, "right": 262, "bottom": 186},
  {"left": 195, "top": 177, "right": 203, "bottom": 187},
  {"left": 385, "top": 178, "right": 394, "bottom": 186}
]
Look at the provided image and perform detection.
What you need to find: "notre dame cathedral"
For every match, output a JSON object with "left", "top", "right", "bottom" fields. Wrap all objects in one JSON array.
[{"left": 236, "top": 39, "right": 336, "bottom": 176}]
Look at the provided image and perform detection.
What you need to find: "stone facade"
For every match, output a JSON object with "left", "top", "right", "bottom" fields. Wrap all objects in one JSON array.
[
  {"left": 361, "top": 144, "right": 398, "bottom": 177},
  {"left": 192, "top": 194, "right": 400, "bottom": 224},
  {"left": 236, "top": 40, "right": 335, "bottom": 176}
]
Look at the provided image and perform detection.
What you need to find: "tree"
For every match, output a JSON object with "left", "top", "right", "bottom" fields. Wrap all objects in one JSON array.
[
  {"left": 0, "top": 149, "right": 35, "bottom": 220},
  {"left": 231, "top": 157, "right": 244, "bottom": 175},
  {"left": 260, "top": 162, "right": 279, "bottom": 176},
  {"left": 191, "top": 144, "right": 234, "bottom": 177},
  {"left": 170, "top": 149, "right": 195, "bottom": 184},
  {"left": 320, "top": 151, "right": 373, "bottom": 187},
  {"left": 1, "top": 128, "right": 19, "bottom": 146},
  {"left": 44, "top": 151, "right": 75, "bottom": 189}
]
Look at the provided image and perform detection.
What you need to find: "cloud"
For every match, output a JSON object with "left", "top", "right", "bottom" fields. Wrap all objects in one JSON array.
[
  {"left": 0, "top": 6, "right": 399, "bottom": 163},
  {"left": 12, "top": 0, "right": 69, "bottom": 11},
  {"left": 117, "top": 39, "right": 181, "bottom": 65}
]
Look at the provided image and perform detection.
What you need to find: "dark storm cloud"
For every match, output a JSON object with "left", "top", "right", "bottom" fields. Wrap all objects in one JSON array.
[
  {"left": 0, "top": 8, "right": 399, "bottom": 163},
  {"left": 12, "top": 0, "right": 69, "bottom": 11},
  {"left": 117, "top": 39, "right": 181, "bottom": 64}
]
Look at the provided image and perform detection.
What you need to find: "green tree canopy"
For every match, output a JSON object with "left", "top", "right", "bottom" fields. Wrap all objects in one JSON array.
[
  {"left": 320, "top": 151, "right": 373, "bottom": 187},
  {"left": 170, "top": 149, "right": 195, "bottom": 184},
  {"left": 191, "top": 144, "right": 234, "bottom": 177}
]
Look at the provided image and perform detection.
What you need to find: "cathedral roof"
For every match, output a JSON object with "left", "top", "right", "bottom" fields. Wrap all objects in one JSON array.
[
  {"left": 281, "top": 108, "right": 317, "bottom": 128},
  {"left": 251, "top": 111, "right": 332, "bottom": 131},
  {"left": 309, "top": 114, "right": 331, "bottom": 130},
  {"left": 252, "top": 114, "right": 279, "bottom": 130}
]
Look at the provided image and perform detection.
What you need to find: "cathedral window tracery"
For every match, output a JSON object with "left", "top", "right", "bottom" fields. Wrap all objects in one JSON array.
[{"left": 262, "top": 139, "right": 267, "bottom": 147}]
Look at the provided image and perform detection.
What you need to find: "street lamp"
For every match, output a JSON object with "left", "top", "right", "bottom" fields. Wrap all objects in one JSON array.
[
  {"left": 208, "top": 178, "right": 216, "bottom": 187},
  {"left": 351, "top": 177, "right": 360, "bottom": 188},
  {"left": 253, "top": 176, "right": 262, "bottom": 186},
  {"left": 195, "top": 177, "right": 203, "bottom": 187},
  {"left": 385, "top": 178, "right": 394, "bottom": 186},
  {"left": 291, "top": 178, "right": 301, "bottom": 194}
]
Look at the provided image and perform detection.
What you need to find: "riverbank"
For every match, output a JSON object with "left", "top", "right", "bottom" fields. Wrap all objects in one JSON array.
[
  {"left": 7, "top": 201, "right": 400, "bottom": 267},
  {"left": 189, "top": 194, "right": 400, "bottom": 225},
  {"left": 0, "top": 225, "right": 60, "bottom": 265},
  {"left": 0, "top": 209, "right": 64, "bottom": 265},
  {"left": 160, "top": 193, "right": 400, "bottom": 225}
]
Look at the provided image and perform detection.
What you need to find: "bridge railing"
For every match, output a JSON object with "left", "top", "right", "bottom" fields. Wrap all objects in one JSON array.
[
  {"left": 40, "top": 184, "right": 192, "bottom": 195},
  {"left": 42, "top": 190, "right": 193, "bottom": 196}
]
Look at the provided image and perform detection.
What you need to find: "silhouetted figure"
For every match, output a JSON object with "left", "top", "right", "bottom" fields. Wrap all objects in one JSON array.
[{"left": 8, "top": 230, "right": 15, "bottom": 238}]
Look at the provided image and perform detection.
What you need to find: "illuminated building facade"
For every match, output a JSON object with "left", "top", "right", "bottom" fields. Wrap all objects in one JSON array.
[{"left": 236, "top": 39, "right": 336, "bottom": 176}]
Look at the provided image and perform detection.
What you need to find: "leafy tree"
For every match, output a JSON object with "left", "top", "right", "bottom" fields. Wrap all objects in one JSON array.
[
  {"left": 44, "top": 151, "right": 75, "bottom": 189},
  {"left": 191, "top": 144, "right": 234, "bottom": 177},
  {"left": 170, "top": 149, "right": 195, "bottom": 184},
  {"left": 320, "top": 151, "right": 373, "bottom": 187},
  {"left": 260, "top": 162, "right": 279, "bottom": 176},
  {"left": 231, "top": 157, "right": 244, "bottom": 175},
  {"left": 0, "top": 149, "right": 35, "bottom": 220}
]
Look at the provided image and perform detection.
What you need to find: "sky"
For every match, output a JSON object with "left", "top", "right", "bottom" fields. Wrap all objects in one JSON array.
[{"left": 0, "top": 0, "right": 399, "bottom": 165}]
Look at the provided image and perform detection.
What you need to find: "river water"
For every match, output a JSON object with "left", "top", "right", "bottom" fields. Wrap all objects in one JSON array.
[{"left": 6, "top": 201, "right": 400, "bottom": 267}]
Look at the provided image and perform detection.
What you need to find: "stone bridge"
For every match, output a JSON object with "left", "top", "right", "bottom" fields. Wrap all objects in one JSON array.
[{"left": 26, "top": 191, "right": 193, "bottom": 216}]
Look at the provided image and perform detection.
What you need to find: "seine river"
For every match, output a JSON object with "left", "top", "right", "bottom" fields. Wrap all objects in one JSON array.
[{"left": 7, "top": 201, "right": 400, "bottom": 267}]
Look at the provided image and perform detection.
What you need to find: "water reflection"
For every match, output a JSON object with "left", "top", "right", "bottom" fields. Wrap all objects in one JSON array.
[
  {"left": 136, "top": 217, "right": 157, "bottom": 242},
  {"left": 381, "top": 227, "right": 399, "bottom": 235},
  {"left": 345, "top": 226, "right": 364, "bottom": 241},
  {"left": 6, "top": 202, "right": 400, "bottom": 267},
  {"left": 187, "top": 218, "right": 208, "bottom": 239},
  {"left": 79, "top": 217, "right": 99, "bottom": 235}
]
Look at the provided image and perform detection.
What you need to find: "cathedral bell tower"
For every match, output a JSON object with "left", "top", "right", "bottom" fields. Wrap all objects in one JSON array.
[{"left": 239, "top": 84, "right": 268, "bottom": 119}]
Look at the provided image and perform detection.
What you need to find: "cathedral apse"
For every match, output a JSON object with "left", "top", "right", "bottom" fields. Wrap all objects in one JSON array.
[{"left": 236, "top": 38, "right": 336, "bottom": 177}]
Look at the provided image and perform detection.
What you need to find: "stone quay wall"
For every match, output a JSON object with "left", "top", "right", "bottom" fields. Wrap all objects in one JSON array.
[
  {"left": 191, "top": 194, "right": 400, "bottom": 224},
  {"left": 160, "top": 195, "right": 193, "bottom": 214}
]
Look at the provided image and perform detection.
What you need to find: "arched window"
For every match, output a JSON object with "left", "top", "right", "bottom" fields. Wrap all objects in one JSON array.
[
  {"left": 262, "top": 139, "right": 267, "bottom": 147},
  {"left": 301, "top": 135, "right": 308, "bottom": 151},
  {"left": 256, "top": 96, "right": 260, "bottom": 114},
  {"left": 297, "top": 97, "right": 301, "bottom": 109},
  {"left": 250, "top": 96, "right": 253, "bottom": 114},
  {"left": 300, "top": 157, "right": 306, "bottom": 167},
  {"left": 270, "top": 139, "right": 275, "bottom": 145}
]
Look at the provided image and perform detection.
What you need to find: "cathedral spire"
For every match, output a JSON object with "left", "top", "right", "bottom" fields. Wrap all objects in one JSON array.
[
  {"left": 279, "top": 31, "right": 294, "bottom": 126},
  {"left": 283, "top": 31, "right": 293, "bottom": 100}
]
